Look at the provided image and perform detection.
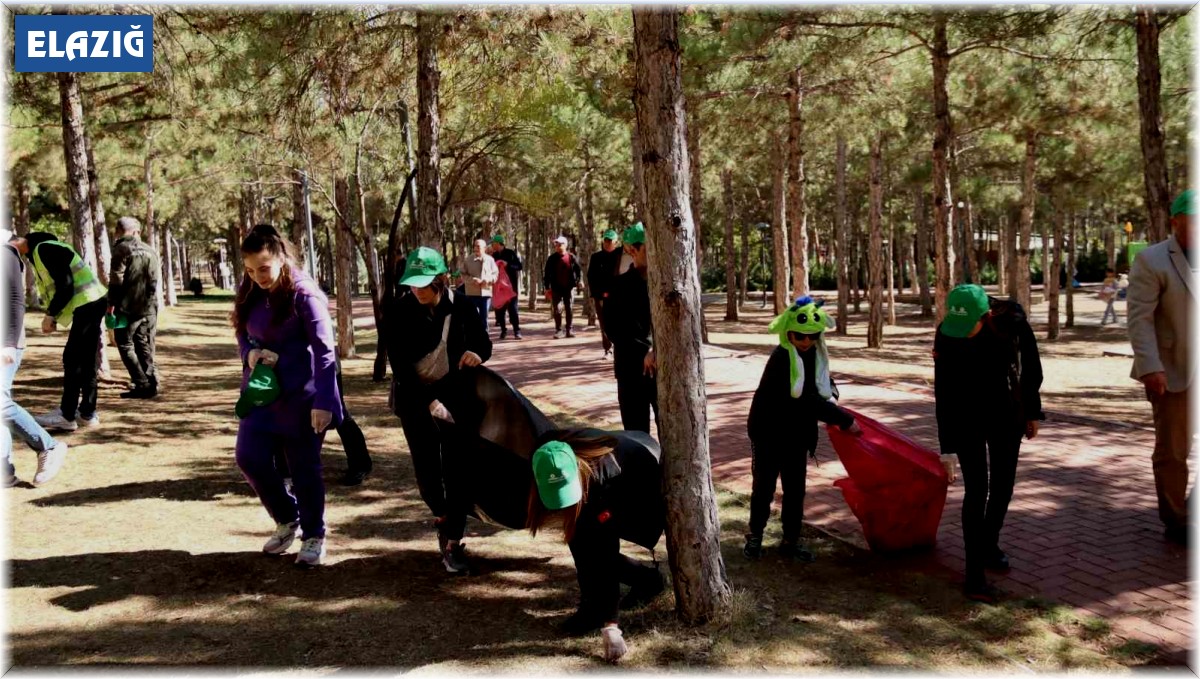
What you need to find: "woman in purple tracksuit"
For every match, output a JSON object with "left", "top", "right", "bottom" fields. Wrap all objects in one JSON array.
[{"left": 233, "top": 224, "right": 343, "bottom": 567}]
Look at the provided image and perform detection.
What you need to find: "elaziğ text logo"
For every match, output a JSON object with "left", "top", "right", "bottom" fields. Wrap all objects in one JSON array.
[{"left": 15, "top": 15, "right": 153, "bottom": 73}]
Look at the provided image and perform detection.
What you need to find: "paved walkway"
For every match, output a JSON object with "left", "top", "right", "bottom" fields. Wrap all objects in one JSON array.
[{"left": 483, "top": 311, "right": 1193, "bottom": 664}]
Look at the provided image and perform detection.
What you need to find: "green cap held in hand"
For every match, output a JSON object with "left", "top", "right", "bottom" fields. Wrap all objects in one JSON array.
[
  {"left": 940, "top": 284, "right": 991, "bottom": 338},
  {"left": 235, "top": 362, "right": 281, "bottom": 419},
  {"left": 400, "top": 246, "right": 449, "bottom": 288},
  {"left": 532, "top": 441, "right": 583, "bottom": 510}
]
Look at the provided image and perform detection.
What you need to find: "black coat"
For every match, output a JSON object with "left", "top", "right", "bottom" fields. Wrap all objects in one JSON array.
[
  {"left": 746, "top": 345, "right": 854, "bottom": 453},
  {"left": 386, "top": 289, "right": 493, "bottom": 412},
  {"left": 587, "top": 249, "right": 622, "bottom": 301},
  {"left": 604, "top": 268, "right": 653, "bottom": 369}
]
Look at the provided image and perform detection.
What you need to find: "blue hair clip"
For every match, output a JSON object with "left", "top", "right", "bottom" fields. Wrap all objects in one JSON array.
[{"left": 793, "top": 295, "right": 813, "bottom": 309}]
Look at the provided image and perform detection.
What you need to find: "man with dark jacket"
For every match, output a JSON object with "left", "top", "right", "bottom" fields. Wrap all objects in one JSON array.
[
  {"left": 588, "top": 229, "right": 623, "bottom": 358},
  {"left": 15, "top": 232, "right": 108, "bottom": 432},
  {"left": 543, "top": 235, "right": 583, "bottom": 339},
  {"left": 604, "top": 224, "right": 657, "bottom": 434},
  {"left": 935, "top": 284, "right": 1044, "bottom": 603},
  {"left": 108, "top": 217, "right": 160, "bottom": 398},
  {"left": 489, "top": 234, "right": 523, "bottom": 340}
]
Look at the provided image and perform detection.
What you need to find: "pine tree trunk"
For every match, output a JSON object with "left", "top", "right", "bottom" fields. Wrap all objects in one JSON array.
[
  {"left": 416, "top": 11, "right": 443, "bottom": 248},
  {"left": 914, "top": 189, "right": 933, "bottom": 317},
  {"left": 1135, "top": 9, "right": 1171, "bottom": 243},
  {"left": 965, "top": 199, "right": 977, "bottom": 283},
  {"left": 82, "top": 126, "right": 112, "bottom": 379},
  {"left": 739, "top": 220, "right": 750, "bottom": 307},
  {"left": 722, "top": 168, "right": 737, "bottom": 321},
  {"left": 525, "top": 216, "right": 537, "bottom": 311},
  {"left": 686, "top": 101, "right": 709, "bottom": 344},
  {"left": 58, "top": 72, "right": 97, "bottom": 271},
  {"left": 334, "top": 177, "right": 357, "bottom": 359},
  {"left": 1105, "top": 226, "right": 1116, "bottom": 271},
  {"left": 583, "top": 167, "right": 598, "bottom": 325},
  {"left": 1066, "top": 212, "right": 1076, "bottom": 329},
  {"left": 1016, "top": 131, "right": 1037, "bottom": 312},
  {"left": 786, "top": 68, "right": 809, "bottom": 298},
  {"left": 931, "top": 14, "right": 956, "bottom": 321},
  {"left": 887, "top": 208, "right": 897, "bottom": 326},
  {"left": 851, "top": 205, "right": 862, "bottom": 313},
  {"left": 632, "top": 6, "right": 730, "bottom": 625},
  {"left": 1048, "top": 205, "right": 1063, "bottom": 340},
  {"left": 997, "top": 213, "right": 1009, "bottom": 296},
  {"left": 771, "top": 139, "right": 789, "bottom": 315},
  {"left": 15, "top": 179, "right": 38, "bottom": 307},
  {"left": 835, "top": 136, "right": 850, "bottom": 333},
  {"left": 292, "top": 168, "right": 310, "bottom": 272},
  {"left": 867, "top": 133, "right": 885, "bottom": 348}
]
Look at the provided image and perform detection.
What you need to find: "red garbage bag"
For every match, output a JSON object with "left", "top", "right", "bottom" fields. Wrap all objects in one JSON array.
[
  {"left": 493, "top": 261, "right": 516, "bottom": 310},
  {"left": 826, "top": 409, "right": 948, "bottom": 551}
]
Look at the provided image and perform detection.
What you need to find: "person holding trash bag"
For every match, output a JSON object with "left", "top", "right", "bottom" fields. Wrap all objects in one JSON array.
[
  {"left": 232, "top": 224, "right": 342, "bottom": 568},
  {"left": 934, "top": 284, "right": 1044, "bottom": 603},
  {"left": 745, "top": 296, "right": 858, "bottom": 562},
  {"left": 527, "top": 429, "right": 667, "bottom": 663},
  {"left": 386, "top": 246, "right": 493, "bottom": 575}
]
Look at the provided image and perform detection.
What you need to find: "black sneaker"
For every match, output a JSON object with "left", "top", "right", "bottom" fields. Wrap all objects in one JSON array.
[
  {"left": 120, "top": 386, "right": 157, "bottom": 399},
  {"left": 441, "top": 540, "right": 471, "bottom": 575},
  {"left": 743, "top": 534, "right": 763, "bottom": 560},
  {"left": 499, "top": 329, "right": 508, "bottom": 340},
  {"left": 964, "top": 579, "right": 999, "bottom": 604},
  {"left": 986, "top": 548, "right": 1010, "bottom": 572},
  {"left": 778, "top": 539, "right": 815, "bottom": 563},
  {"left": 1165, "top": 526, "right": 1190, "bottom": 546},
  {"left": 560, "top": 608, "right": 604, "bottom": 636},
  {"left": 339, "top": 469, "right": 370, "bottom": 487},
  {"left": 565, "top": 329, "right": 576, "bottom": 338},
  {"left": 4, "top": 475, "right": 20, "bottom": 488},
  {"left": 620, "top": 570, "right": 666, "bottom": 610}
]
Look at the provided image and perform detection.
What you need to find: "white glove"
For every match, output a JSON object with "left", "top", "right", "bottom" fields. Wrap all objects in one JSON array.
[
  {"left": 429, "top": 399, "right": 455, "bottom": 424},
  {"left": 601, "top": 625, "right": 627, "bottom": 663}
]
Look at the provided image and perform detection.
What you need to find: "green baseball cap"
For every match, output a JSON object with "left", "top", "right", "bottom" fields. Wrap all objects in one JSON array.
[
  {"left": 1170, "top": 190, "right": 1194, "bottom": 217},
  {"left": 235, "top": 362, "right": 281, "bottom": 419},
  {"left": 399, "top": 246, "right": 448, "bottom": 288},
  {"left": 491, "top": 234, "right": 505, "bottom": 244},
  {"left": 602, "top": 229, "right": 619, "bottom": 241},
  {"left": 104, "top": 311, "right": 129, "bottom": 330},
  {"left": 941, "top": 284, "right": 990, "bottom": 338},
  {"left": 532, "top": 441, "right": 582, "bottom": 510},
  {"left": 623, "top": 222, "right": 646, "bottom": 246}
]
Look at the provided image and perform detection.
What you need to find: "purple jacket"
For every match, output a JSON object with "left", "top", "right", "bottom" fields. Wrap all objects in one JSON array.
[{"left": 236, "top": 270, "right": 343, "bottom": 430}]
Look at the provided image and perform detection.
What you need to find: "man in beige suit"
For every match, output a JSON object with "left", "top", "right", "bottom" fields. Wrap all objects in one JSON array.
[{"left": 1128, "top": 190, "right": 1195, "bottom": 545}]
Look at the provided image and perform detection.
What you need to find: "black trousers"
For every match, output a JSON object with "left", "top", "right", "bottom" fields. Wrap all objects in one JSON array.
[
  {"left": 493, "top": 295, "right": 521, "bottom": 333},
  {"left": 115, "top": 311, "right": 157, "bottom": 390},
  {"left": 335, "top": 368, "right": 371, "bottom": 474},
  {"left": 595, "top": 299, "right": 611, "bottom": 353},
  {"left": 61, "top": 299, "right": 106, "bottom": 419},
  {"left": 614, "top": 353, "right": 658, "bottom": 434},
  {"left": 956, "top": 428, "right": 1022, "bottom": 581},
  {"left": 570, "top": 518, "right": 661, "bottom": 623},
  {"left": 551, "top": 288, "right": 574, "bottom": 332},
  {"left": 748, "top": 439, "right": 808, "bottom": 540}
]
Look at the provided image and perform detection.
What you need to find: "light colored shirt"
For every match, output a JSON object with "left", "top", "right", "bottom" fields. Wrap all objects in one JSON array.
[{"left": 463, "top": 253, "right": 498, "bottom": 297}]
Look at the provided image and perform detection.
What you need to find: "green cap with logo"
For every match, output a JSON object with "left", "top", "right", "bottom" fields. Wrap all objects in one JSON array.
[
  {"left": 622, "top": 222, "right": 645, "bottom": 246},
  {"left": 940, "top": 284, "right": 991, "bottom": 338},
  {"left": 235, "top": 362, "right": 281, "bottom": 419},
  {"left": 399, "top": 246, "right": 449, "bottom": 288},
  {"left": 532, "top": 441, "right": 582, "bottom": 510},
  {"left": 491, "top": 234, "right": 505, "bottom": 244},
  {"left": 602, "top": 229, "right": 619, "bottom": 241},
  {"left": 1171, "top": 190, "right": 1195, "bottom": 217}
]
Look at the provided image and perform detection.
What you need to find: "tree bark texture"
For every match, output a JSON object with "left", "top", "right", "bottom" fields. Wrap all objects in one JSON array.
[
  {"left": 632, "top": 6, "right": 731, "bottom": 625},
  {"left": 997, "top": 213, "right": 1008, "bottom": 296},
  {"left": 1135, "top": 8, "right": 1171, "bottom": 243},
  {"left": 1066, "top": 212, "right": 1076, "bottom": 328},
  {"left": 57, "top": 71, "right": 97, "bottom": 273},
  {"left": 914, "top": 189, "right": 932, "bottom": 317},
  {"left": 739, "top": 220, "right": 750, "bottom": 307},
  {"left": 722, "top": 167, "right": 737, "bottom": 321},
  {"left": 833, "top": 135, "right": 849, "bottom": 334},
  {"left": 887, "top": 209, "right": 896, "bottom": 326},
  {"left": 1047, "top": 205, "right": 1063, "bottom": 340},
  {"left": 786, "top": 68, "right": 809, "bottom": 299},
  {"left": 771, "top": 140, "right": 789, "bottom": 315},
  {"left": 583, "top": 167, "right": 598, "bottom": 325},
  {"left": 334, "top": 177, "right": 357, "bottom": 359},
  {"left": 1016, "top": 131, "right": 1037, "bottom": 312},
  {"left": 931, "top": 14, "right": 956, "bottom": 322},
  {"left": 866, "top": 133, "right": 885, "bottom": 349},
  {"left": 163, "top": 223, "right": 178, "bottom": 307},
  {"left": 416, "top": 11, "right": 444, "bottom": 248}
]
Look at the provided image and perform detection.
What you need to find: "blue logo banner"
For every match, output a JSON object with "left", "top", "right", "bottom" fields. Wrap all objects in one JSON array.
[{"left": 15, "top": 15, "right": 153, "bottom": 73}]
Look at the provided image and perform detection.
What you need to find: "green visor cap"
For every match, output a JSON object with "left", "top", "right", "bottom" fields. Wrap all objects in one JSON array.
[
  {"left": 104, "top": 312, "right": 129, "bottom": 330},
  {"left": 768, "top": 296, "right": 828, "bottom": 337},
  {"left": 1171, "top": 190, "right": 1195, "bottom": 217},
  {"left": 491, "top": 234, "right": 505, "bottom": 244},
  {"left": 623, "top": 222, "right": 646, "bottom": 246},
  {"left": 235, "top": 362, "right": 281, "bottom": 419},
  {"left": 940, "top": 284, "right": 990, "bottom": 338},
  {"left": 602, "top": 229, "right": 619, "bottom": 241},
  {"left": 400, "top": 246, "right": 449, "bottom": 288},
  {"left": 532, "top": 441, "right": 583, "bottom": 510}
]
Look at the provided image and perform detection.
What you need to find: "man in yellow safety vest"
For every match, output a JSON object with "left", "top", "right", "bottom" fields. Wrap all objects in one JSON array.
[{"left": 11, "top": 232, "right": 108, "bottom": 432}]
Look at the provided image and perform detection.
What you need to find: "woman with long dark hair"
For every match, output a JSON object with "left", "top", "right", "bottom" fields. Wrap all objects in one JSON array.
[
  {"left": 232, "top": 224, "right": 342, "bottom": 567},
  {"left": 386, "top": 246, "right": 492, "bottom": 574},
  {"left": 527, "top": 429, "right": 666, "bottom": 663}
]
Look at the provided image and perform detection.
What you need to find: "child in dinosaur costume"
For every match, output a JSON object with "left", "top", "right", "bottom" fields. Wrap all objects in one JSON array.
[{"left": 744, "top": 296, "right": 858, "bottom": 561}]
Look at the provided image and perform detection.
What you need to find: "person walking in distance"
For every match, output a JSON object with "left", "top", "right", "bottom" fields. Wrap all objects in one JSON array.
[
  {"left": 588, "top": 230, "right": 623, "bottom": 358},
  {"left": 108, "top": 216, "right": 161, "bottom": 399},
  {"left": 462, "top": 238, "right": 498, "bottom": 333},
  {"left": 603, "top": 223, "right": 657, "bottom": 434},
  {"left": 12, "top": 232, "right": 108, "bottom": 432},
  {"left": 543, "top": 235, "right": 583, "bottom": 339},
  {"left": 489, "top": 234, "right": 524, "bottom": 340},
  {"left": 1127, "top": 190, "right": 1196, "bottom": 546}
]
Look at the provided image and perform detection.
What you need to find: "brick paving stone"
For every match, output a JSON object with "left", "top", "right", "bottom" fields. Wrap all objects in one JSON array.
[{"left": 482, "top": 320, "right": 1194, "bottom": 659}]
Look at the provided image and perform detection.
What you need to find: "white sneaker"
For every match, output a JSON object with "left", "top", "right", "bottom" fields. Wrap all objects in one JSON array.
[
  {"left": 262, "top": 520, "right": 299, "bottom": 554},
  {"left": 295, "top": 536, "right": 326, "bottom": 567},
  {"left": 32, "top": 442, "right": 68, "bottom": 486},
  {"left": 76, "top": 412, "right": 100, "bottom": 428},
  {"left": 34, "top": 409, "right": 77, "bottom": 432}
]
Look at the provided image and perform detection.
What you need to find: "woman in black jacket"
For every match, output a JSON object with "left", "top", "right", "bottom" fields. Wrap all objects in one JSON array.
[
  {"left": 935, "top": 284, "right": 1044, "bottom": 603},
  {"left": 527, "top": 429, "right": 666, "bottom": 663},
  {"left": 386, "top": 247, "right": 493, "bottom": 575}
]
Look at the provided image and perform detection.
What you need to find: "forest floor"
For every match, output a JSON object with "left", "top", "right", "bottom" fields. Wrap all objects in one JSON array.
[{"left": 4, "top": 286, "right": 1185, "bottom": 671}]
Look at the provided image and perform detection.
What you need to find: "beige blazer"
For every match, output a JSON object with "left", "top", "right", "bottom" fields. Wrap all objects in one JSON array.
[
  {"left": 462, "top": 253, "right": 498, "bottom": 297},
  {"left": 1127, "top": 235, "right": 1195, "bottom": 392}
]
